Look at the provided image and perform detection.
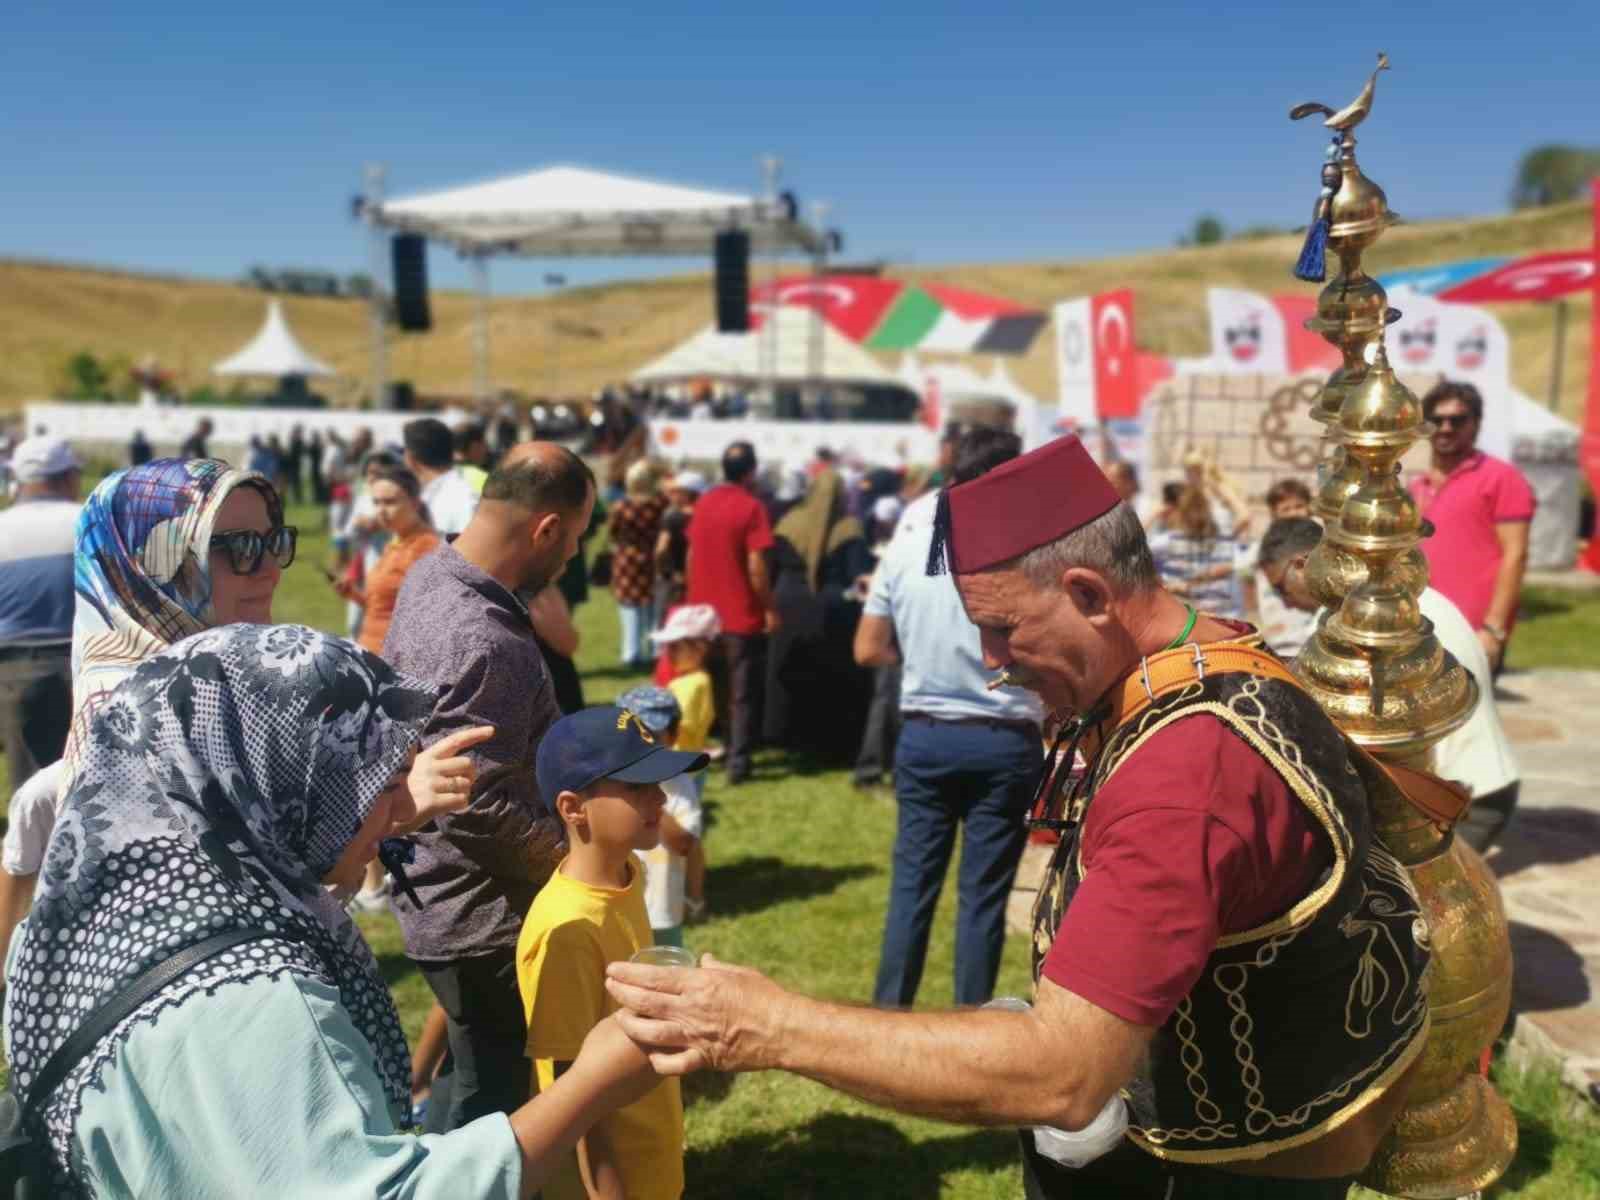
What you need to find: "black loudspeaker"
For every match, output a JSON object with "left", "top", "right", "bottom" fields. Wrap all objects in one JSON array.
[
  {"left": 714, "top": 230, "right": 750, "bottom": 333},
  {"left": 391, "top": 235, "right": 432, "bottom": 332}
]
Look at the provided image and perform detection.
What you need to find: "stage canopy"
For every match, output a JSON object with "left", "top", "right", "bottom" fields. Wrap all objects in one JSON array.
[
  {"left": 213, "top": 300, "right": 335, "bottom": 377},
  {"left": 633, "top": 306, "right": 901, "bottom": 387},
  {"left": 751, "top": 274, "right": 1047, "bottom": 355},
  {"left": 373, "top": 164, "right": 822, "bottom": 256}
]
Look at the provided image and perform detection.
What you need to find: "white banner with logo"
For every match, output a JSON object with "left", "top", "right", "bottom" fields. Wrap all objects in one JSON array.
[{"left": 648, "top": 418, "right": 938, "bottom": 471}]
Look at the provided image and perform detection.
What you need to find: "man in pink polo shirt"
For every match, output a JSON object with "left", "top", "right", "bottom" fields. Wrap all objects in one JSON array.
[{"left": 1408, "top": 381, "right": 1534, "bottom": 670}]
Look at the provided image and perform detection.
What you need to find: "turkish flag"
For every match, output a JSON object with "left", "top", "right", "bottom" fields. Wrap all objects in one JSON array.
[
  {"left": 1091, "top": 290, "right": 1137, "bottom": 418},
  {"left": 1580, "top": 183, "right": 1600, "bottom": 572},
  {"left": 1438, "top": 250, "right": 1594, "bottom": 304}
]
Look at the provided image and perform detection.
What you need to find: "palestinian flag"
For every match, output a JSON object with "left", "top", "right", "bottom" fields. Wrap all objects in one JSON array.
[{"left": 750, "top": 275, "right": 1047, "bottom": 355}]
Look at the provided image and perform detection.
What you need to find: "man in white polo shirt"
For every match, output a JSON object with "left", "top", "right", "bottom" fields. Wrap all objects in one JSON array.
[
  {"left": 0, "top": 436, "right": 83, "bottom": 790},
  {"left": 854, "top": 427, "right": 1045, "bottom": 1007}
]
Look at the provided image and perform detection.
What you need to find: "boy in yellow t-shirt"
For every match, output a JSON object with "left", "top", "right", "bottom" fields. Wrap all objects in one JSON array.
[
  {"left": 649, "top": 604, "right": 720, "bottom": 758},
  {"left": 519, "top": 705, "right": 710, "bottom": 1200}
]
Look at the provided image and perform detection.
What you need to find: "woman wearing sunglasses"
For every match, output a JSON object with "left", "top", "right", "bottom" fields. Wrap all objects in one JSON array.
[{"left": 0, "top": 457, "right": 296, "bottom": 963}]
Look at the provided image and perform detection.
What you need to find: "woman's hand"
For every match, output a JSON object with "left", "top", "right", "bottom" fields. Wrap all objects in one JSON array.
[
  {"left": 403, "top": 726, "right": 496, "bottom": 828},
  {"left": 571, "top": 1015, "right": 662, "bottom": 1111}
]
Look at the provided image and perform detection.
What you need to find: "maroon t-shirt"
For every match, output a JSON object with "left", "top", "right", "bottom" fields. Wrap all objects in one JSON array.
[
  {"left": 1041, "top": 715, "right": 1331, "bottom": 1027},
  {"left": 685, "top": 483, "right": 776, "bottom": 636}
]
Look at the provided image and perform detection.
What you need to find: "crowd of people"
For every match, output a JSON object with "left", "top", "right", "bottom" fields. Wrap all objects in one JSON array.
[{"left": 0, "top": 372, "right": 1545, "bottom": 1197}]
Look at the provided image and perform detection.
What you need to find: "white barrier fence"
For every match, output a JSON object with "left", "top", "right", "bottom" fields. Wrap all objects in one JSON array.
[
  {"left": 647, "top": 417, "right": 938, "bottom": 471},
  {"left": 23, "top": 402, "right": 472, "bottom": 461}
]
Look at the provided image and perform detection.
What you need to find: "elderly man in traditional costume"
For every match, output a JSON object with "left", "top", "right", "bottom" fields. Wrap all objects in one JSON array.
[{"left": 606, "top": 437, "right": 1432, "bottom": 1199}]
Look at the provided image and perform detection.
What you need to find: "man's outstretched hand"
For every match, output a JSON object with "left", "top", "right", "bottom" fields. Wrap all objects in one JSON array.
[{"left": 605, "top": 953, "right": 785, "bottom": 1075}]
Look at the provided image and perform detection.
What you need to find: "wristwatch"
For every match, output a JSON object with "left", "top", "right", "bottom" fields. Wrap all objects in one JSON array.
[{"left": 1482, "top": 622, "right": 1508, "bottom": 642}]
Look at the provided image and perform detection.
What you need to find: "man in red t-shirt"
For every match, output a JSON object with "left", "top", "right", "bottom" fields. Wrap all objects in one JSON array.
[
  {"left": 685, "top": 441, "right": 777, "bottom": 784},
  {"left": 1407, "top": 380, "right": 1534, "bottom": 671},
  {"left": 611, "top": 436, "right": 1428, "bottom": 1199}
]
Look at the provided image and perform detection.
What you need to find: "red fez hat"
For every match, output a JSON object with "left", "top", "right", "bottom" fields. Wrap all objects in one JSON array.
[{"left": 926, "top": 435, "right": 1121, "bottom": 576}]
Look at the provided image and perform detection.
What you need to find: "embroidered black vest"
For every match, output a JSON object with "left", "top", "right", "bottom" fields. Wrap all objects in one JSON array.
[{"left": 1032, "top": 667, "right": 1431, "bottom": 1165}]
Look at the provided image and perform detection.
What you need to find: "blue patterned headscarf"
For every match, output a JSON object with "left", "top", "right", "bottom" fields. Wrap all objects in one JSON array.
[
  {"left": 69, "top": 457, "right": 280, "bottom": 771},
  {"left": 5, "top": 624, "right": 437, "bottom": 1190}
]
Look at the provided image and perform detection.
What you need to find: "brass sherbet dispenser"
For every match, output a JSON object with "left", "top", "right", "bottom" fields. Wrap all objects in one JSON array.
[{"left": 1286, "top": 54, "right": 1517, "bottom": 1198}]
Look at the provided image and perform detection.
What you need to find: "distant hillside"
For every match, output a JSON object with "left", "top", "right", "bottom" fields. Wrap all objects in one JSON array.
[{"left": 2, "top": 199, "right": 1591, "bottom": 422}]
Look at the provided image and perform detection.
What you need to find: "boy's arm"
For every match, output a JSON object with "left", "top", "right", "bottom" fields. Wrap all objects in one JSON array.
[
  {"left": 658, "top": 811, "right": 697, "bottom": 858},
  {"left": 555, "top": 1062, "right": 627, "bottom": 1200}
]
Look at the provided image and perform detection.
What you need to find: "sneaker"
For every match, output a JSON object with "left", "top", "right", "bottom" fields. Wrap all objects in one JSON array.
[{"left": 348, "top": 879, "right": 393, "bottom": 915}]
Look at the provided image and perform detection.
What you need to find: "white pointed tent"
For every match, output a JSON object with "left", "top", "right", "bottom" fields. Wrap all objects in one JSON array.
[
  {"left": 213, "top": 300, "right": 335, "bottom": 378},
  {"left": 374, "top": 164, "right": 821, "bottom": 256},
  {"left": 633, "top": 306, "right": 899, "bottom": 387}
]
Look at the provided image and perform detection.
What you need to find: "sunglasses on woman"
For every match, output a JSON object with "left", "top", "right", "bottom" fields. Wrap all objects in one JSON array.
[{"left": 209, "top": 525, "right": 298, "bottom": 575}]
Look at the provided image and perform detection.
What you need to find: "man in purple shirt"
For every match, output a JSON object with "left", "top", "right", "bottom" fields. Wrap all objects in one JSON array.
[{"left": 382, "top": 442, "right": 595, "bottom": 1132}]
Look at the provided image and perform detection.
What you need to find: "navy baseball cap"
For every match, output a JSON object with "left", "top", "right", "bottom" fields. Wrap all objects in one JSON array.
[{"left": 536, "top": 705, "right": 708, "bottom": 816}]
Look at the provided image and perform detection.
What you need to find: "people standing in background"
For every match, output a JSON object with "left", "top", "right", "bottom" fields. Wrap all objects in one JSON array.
[
  {"left": 338, "top": 465, "right": 440, "bottom": 658},
  {"left": 528, "top": 585, "right": 585, "bottom": 716},
  {"left": 1104, "top": 461, "right": 1139, "bottom": 510},
  {"left": 1149, "top": 486, "right": 1246, "bottom": 620},
  {"left": 405, "top": 418, "right": 480, "bottom": 537},
  {"left": 284, "top": 423, "right": 307, "bottom": 503},
  {"left": 179, "top": 417, "right": 214, "bottom": 461},
  {"left": 1144, "top": 481, "right": 1185, "bottom": 533},
  {"left": 1407, "top": 381, "right": 1535, "bottom": 672},
  {"left": 246, "top": 435, "right": 279, "bottom": 481},
  {"left": 308, "top": 429, "right": 327, "bottom": 503},
  {"left": 1246, "top": 478, "right": 1318, "bottom": 659},
  {"left": 766, "top": 470, "right": 874, "bottom": 761},
  {"left": 853, "top": 427, "right": 1044, "bottom": 1008},
  {"left": 1179, "top": 446, "right": 1251, "bottom": 539},
  {"left": 685, "top": 442, "right": 778, "bottom": 786},
  {"left": 852, "top": 494, "right": 906, "bottom": 792},
  {"left": 1262, "top": 515, "right": 1520, "bottom": 852},
  {"left": 650, "top": 604, "right": 719, "bottom": 772},
  {"left": 128, "top": 428, "right": 153, "bottom": 466},
  {"left": 608, "top": 460, "right": 669, "bottom": 671},
  {"left": 382, "top": 444, "right": 596, "bottom": 1134},
  {"left": 617, "top": 685, "right": 708, "bottom": 948},
  {"left": 652, "top": 470, "right": 704, "bottom": 618},
  {"left": 0, "top": 437, "right": 82, "bottom": 792},
  {"left": 455, "top": 421, "right": 492, "bottom": 495}
]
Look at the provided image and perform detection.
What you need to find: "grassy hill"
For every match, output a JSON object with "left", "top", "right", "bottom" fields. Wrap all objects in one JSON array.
[{"left": 2, "top": 199, "right": 1591, "bottom": 422}]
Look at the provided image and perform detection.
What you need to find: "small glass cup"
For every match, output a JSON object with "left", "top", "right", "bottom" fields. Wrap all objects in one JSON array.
[{"left": 629, "top": 945, "right": 698, "bottom": 969}]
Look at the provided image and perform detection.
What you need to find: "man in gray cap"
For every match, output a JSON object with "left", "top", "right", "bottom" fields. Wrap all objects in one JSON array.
[{"left": 0, "top": 436, "right": 83, "bottom": 789}]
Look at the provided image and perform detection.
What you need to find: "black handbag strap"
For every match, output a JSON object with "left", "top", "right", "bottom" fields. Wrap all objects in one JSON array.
[{"left": 23, "top": 926, "right": 288, "bottom": 1111}]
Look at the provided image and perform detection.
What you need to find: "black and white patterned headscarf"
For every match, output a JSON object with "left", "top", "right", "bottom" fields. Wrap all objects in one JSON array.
[{"left": 4, "top": 624, "right": 438, "bottom": 1188}]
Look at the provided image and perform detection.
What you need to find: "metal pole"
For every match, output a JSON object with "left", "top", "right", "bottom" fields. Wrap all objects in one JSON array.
[
  {"left": 1548, "top": 299, "right": 1568, "bottom": 412},
  {"left": 544, "top": 273, "right": 566, "bottom": 397},
  {"left": 760, "top": 155, "right": 781, "bottom": 414},
  {"left": 809, "top": 201, "right": 829, "bottom": 405},
  {"left": 364, "top": 164, "right": 388, "bottom": 408},
  {"left": 471, "top": 254, "right": 491, "bottom": 407}
]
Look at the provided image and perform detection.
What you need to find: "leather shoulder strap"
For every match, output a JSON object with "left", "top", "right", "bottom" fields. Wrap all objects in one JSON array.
[{"left": 1098, "top": 641, "right": 1469, "bottom": 828}]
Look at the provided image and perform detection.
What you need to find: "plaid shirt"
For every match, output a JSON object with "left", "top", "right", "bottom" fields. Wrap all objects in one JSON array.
[{"left": 383, "top": 543, "right": 562, "bottom": 961}]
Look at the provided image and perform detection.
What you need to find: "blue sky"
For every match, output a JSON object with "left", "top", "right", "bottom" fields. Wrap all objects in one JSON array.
[{"left": 3, "top": 0, "right": 1593, "bottom": 294}]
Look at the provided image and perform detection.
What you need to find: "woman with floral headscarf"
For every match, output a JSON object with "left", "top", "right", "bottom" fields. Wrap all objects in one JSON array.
[
  {"left": 2, "top": 625, "right": 655, "bottom": 1198},
  {"left": 0, "top": 457, "right": 293, "bottom": 966}
]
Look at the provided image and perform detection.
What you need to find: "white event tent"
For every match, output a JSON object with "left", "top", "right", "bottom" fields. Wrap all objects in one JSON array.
[
  {"left": 367, "top": 164, "right": 824, "bottom": 404},
  {"left": 633, "top": 306, "right": 899, "bottom": 388},
  {"left": 213, "top": 300, "right": 336, "bottom": 378},
  {"left": 375, "top": 164, "right": 822, "bottom": 256}
]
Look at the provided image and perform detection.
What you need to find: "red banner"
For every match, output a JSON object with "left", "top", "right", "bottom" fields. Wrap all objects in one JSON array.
[
  {"left": 1582, "top": 181, "right": 1600, "bottom": 571},
  {"left": 1438, "top": 249, "right": 1595, "bottom": 304}
]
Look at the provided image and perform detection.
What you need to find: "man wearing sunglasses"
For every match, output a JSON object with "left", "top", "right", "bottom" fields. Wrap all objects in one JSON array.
[{"left": 1407, "top": 381, "right": 1535, "bottom": 672}]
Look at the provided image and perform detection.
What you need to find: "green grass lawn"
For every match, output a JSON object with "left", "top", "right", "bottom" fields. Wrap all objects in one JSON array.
[{"left": 6, "top": 499, "right": 1600, "bottom": 1196}]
